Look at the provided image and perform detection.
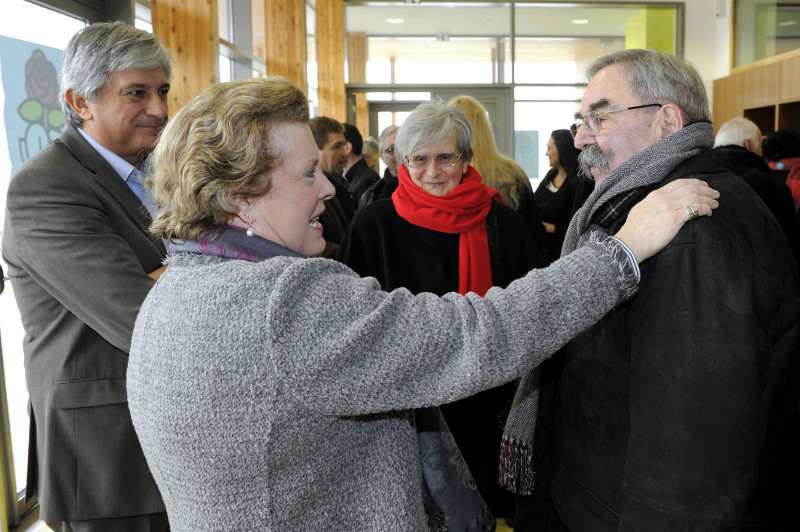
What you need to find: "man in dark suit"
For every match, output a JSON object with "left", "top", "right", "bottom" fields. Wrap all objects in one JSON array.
[
  {"left": 342, "top": 123, "right": 380, "bottom": 207},
  {"left": 2, "top": 22, "right": 170, "bottom": 531}
]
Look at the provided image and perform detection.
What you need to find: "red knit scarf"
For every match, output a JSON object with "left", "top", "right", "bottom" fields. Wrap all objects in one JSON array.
[{"left": 392, "top": 164, "right": 503, "bottom": 296}]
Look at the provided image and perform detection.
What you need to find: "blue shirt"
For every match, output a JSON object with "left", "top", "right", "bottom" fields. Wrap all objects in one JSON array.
[{"left": 77, "top": 128, "right": 144, "bottom": 201}]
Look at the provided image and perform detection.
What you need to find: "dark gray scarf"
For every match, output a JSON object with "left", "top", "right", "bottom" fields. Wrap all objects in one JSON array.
[{"left": 499, "top": 121, "right": 715, "bottom": 495}]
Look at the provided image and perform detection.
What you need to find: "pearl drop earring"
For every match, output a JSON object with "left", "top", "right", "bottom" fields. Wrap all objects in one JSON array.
[{"left": 245, "top": 212, "right": 254, "bottom": 237}]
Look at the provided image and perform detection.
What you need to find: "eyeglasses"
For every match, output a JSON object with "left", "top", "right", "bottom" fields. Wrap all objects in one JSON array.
[
  {"left": 405, "top": 152, "right": 463, "bottom": 169},
  {"left": 570, "top": 103, "right": 662, "bottom": 137}
]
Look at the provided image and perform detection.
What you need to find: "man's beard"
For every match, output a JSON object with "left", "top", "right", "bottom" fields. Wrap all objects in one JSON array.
[{"left": 578, "top": 144, "right": 611, "bottom": 182}]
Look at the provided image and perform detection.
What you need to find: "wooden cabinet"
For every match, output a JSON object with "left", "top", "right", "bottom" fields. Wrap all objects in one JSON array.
[{"left": 713, "top": 48, "right": 800, "bottom": 135}]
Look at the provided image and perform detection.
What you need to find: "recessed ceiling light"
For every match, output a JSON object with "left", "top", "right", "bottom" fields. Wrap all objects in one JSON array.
[
  {"left": 572, "top": 19, "right": 589, "bottom": 24},
  {"left": 387, "top": 18, "right": 405, "bottom": 24}
]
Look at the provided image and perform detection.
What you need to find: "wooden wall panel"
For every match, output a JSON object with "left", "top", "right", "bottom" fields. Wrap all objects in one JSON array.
[
  {"left": 264, "top": 0, "right": 307, "bottom": 92},
  {"left": 779, "top": 52, "right": 800, "bottom": 102},
  {"left": 152, "top": 0, "right": 218, "bottom": 114},
  {"left": 742, "top": 62, "right": 779, "bottom": 109},
  {"left": 713, "top": 49, "right": 800, "bottom": 132},
  {"left": 252, "top": 0, "right": 266, "bottom": 62},
  {"left": 347, "top": 32, "right": 368, "bottom": 136},
  {"left": 316, "top": 0, "right": 345, "bottom": 121}
]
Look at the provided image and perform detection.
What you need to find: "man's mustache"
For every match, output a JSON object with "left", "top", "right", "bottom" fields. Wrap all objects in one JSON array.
[{"left": 578, "top": 144, "right": 610, "bottom": 181}]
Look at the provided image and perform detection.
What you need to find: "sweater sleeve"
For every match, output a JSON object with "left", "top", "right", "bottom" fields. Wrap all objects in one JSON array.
[{"left": 269, "top": 233, "right": 638, "bottom": 416}]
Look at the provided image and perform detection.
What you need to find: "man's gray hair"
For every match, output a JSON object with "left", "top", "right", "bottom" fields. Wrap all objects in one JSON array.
[
  {"left": 395, "top": 100, "right": 473, "bottom": 162},
  {"left": 60, "top": 21, "right": 172, "bottom": 128},
  {"left": 714, "top": 117, "right": 761, "bottom": 149},
  {"left": 586, "top": 49, "right": 711, "bottom": 124},
  {"left": 379, "top": 125, "right": 399, "bottom": 148}
]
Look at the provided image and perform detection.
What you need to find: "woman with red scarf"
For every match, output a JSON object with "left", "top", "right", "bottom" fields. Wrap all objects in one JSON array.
[{"left": 338, "top": 100, "right": 542, "bottom": 528}]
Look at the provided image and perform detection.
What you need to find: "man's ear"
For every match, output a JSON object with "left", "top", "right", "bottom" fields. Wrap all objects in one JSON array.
[
  {"left": 344, "top": 142, "right": 353, "bottom": 156},
  {"left": 64, "top": 89, "right": 93, "bottom": 121},
  {"left": 658, "top": 103, "right": 685, "bottom": 138},
  {"left": 743, "top": 138, "right": 753, "bottom": 152}
]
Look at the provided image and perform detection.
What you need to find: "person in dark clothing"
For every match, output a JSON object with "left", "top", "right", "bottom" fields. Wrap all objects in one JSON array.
[
  {"left": 763, "top": 126, "right": 800, "bottom": 211},
  {"left": 763, "top": 125, "right": 800, "bottom": 182},
  {"left": 309, "top": 116, "right": 354, "bottom": 257},
  {"left": 714, "top": 117, "right": 800, "bottom": 266},
  {"left": 534, "top": 130, "right": 585, "bottom": 264},
  {"left": 342, "top": 123, "right": 380, "bottom": 207},
  {"left": 505, "top": 49, "right": 800, "bottom": 532},
  {"left": 359, "top": 125, "right": 401, "bottom": 208}
]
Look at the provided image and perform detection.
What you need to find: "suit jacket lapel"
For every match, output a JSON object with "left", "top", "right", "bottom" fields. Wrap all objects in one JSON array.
[{"left": 59, "top": 127, "right": 166, "bottom": 254}]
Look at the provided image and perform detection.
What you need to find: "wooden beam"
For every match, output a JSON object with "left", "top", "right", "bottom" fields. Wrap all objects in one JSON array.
[
  {"left": 347, "top": 32, "right": 368, "bottom": 135},
  {"left": 152, "top": 0, "right": 219, "bottom": 114},
  {"left": 264, "top": 0, "right": 307, "bottom": 92},
  {"left": 316, "top": 0, "right": 345, "bottom": 121}
]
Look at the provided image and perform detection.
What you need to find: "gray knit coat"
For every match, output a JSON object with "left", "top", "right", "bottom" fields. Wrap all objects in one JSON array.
[{"left": 127, "top": 235, "right": 636, "bottom": 531}]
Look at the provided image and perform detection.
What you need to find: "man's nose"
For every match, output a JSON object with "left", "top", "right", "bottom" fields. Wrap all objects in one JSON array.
[
  {"left": 147, "top": 93, "right": 168, "bottom": 119},
  {"left": 573, "top": 124, "right": 593, "bottom": 149}
]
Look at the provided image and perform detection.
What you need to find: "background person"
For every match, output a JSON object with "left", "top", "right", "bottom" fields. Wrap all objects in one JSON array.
[
  {"left": 714, "top": 117, "right": 800, "bottom": 265},
  {"left": 127, "top": 76, "right": 717, "bottom": 532},
  {"left": 359, "top": 124, "right": 401, "bottom": 208},
  {"left": 309, "top": 116, "right": 353, "bottom": 257},
  {"left": 2, "top": 22, "right": 170, "bottom": 531},
  {"left": 342, "top": 123, "right": 380, "bottom": 207},
  {"left": 534, "top": 130, "right": 584, "bottom": 264},
  {"left": 763, "top": 125, "right": 800, "bottom": 181},
  {"left": 763, "top": 126, "right": 800, "bottom": 210},
  {"left": 362, "top": 135, "right": 380, "bottom": 169},
  {"left": 448, "top": 95, "right": 547, "bottom": 266}
]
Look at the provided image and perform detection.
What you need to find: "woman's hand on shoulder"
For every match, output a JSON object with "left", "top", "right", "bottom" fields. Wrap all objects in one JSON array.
[{"left": 615, "top": 178, "right": 720, "bottom": 263}]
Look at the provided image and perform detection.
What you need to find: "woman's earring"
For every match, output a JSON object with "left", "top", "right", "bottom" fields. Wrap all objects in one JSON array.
[{"left": 245, "top": 212, "right": 254, "bottom": 237}]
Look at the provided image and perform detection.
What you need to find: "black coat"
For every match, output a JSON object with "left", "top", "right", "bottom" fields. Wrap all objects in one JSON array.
[
  {"left": 551, "top": 150, "right": 800, "bottom": 530},
  {"left": 358, "top": 168, "right": 399, "bottom": 209},
  {"left": 344, "top": 158, "right": 380, "bottom": 207},
  {"left": 716, "top": 144, "right": 800, "bottom": 266},
  {"left": 338, "top": 198, "right": 541, "bottom": 516}
]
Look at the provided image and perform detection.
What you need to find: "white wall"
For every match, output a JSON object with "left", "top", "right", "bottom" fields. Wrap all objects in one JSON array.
[{"left": 681, "top": 0, "right": 733, "bottom": 114}]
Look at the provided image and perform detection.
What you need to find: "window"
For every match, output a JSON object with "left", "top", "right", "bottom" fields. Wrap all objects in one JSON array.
[
  {"left": 734, "top": 0, "right": 800, "bottom": 67},
  {"left": 218, "top": 0, "right": 267, "bottom": 82},
  {"left": 345, "top": 1, "right": 681, "bottom": 186}
]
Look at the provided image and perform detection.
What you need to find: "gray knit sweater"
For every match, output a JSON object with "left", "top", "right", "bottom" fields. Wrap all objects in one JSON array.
[{"left": 127, "top": 235, "right": 636, "bottom": 531}]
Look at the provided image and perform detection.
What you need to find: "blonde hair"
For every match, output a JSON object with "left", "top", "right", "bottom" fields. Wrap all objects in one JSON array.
[
  {"left": 149, "top": 76, "right": 309, "bottom": 241},
  {"left": 447, "top": 95, "right": 531, "bottom": 210}
]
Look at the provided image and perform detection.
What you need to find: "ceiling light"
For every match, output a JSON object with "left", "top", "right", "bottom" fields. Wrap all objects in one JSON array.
[
  {"left": 387, "top": 18, "right": 405, "bottom": 24},
  {"left": 572, "top": 19, "right": 589, "bottom": 24},
  {"left": 778, "top": 20, "right": 796, "bottom": 27}
]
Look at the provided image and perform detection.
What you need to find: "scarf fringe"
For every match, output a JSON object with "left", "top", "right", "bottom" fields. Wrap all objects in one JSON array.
[{"left": 497, "top": 435, "right": 535, "bottom": 495}]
